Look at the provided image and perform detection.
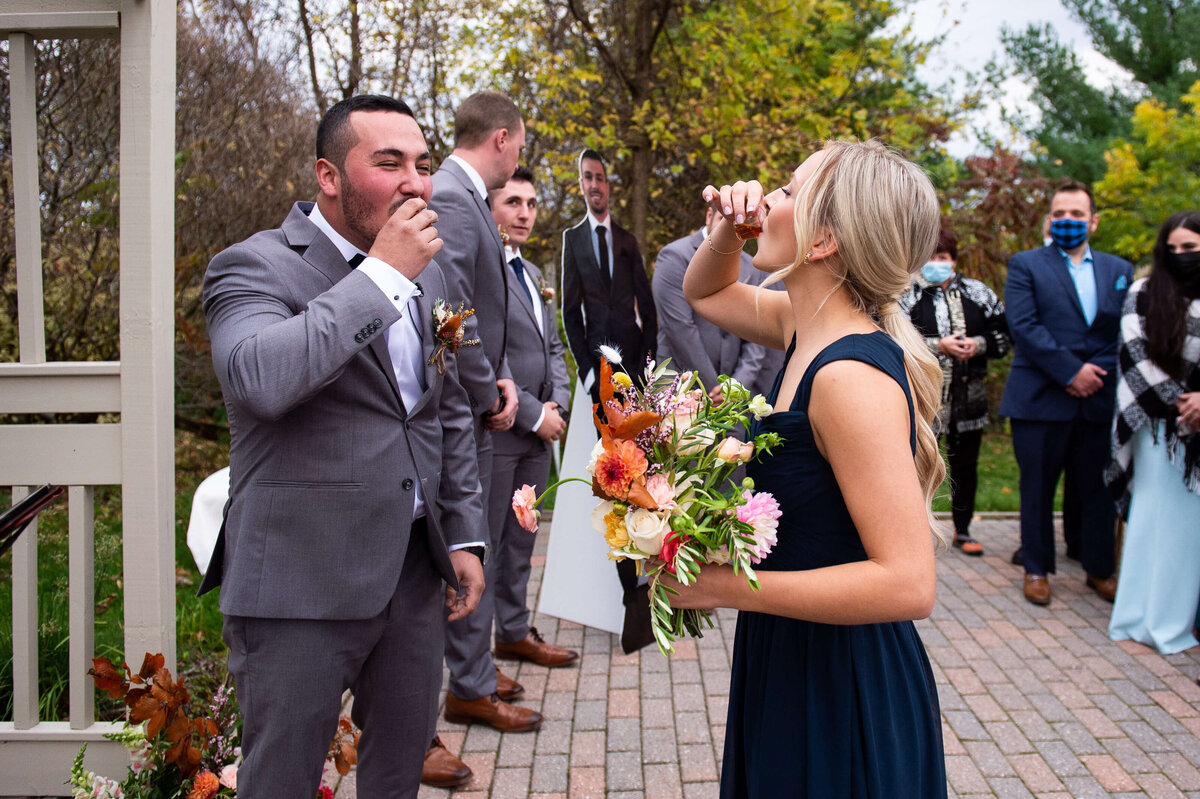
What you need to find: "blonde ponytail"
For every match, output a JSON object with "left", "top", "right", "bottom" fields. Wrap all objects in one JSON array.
[{"left": 878, "top": 301, "right": 948, "bottom": 546}]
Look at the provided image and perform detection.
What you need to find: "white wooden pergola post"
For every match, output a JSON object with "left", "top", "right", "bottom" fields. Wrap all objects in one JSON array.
[{"left": 0, "top": 1, "right": 177, "bottom": 793}]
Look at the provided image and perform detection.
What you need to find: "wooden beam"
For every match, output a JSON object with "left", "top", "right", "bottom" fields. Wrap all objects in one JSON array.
[
  {"left": 0, "top": 362, "right": 122, "bottom": 413},
  {"left": 0, "top": 425, "right": 122, "bottom": 485},
  {"left": 0, "top": 11, "right": 120, "bottom": 38},
  {"left": 8, "top": 33, "right": 45, "bottom": 364}
]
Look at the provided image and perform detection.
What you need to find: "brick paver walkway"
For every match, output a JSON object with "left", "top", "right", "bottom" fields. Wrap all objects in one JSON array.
[{"left": 327, "top": 518, "right": 1200, "bottom": 798}]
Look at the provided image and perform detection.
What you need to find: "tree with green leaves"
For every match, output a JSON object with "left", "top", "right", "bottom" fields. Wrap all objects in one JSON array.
[
  {"left": 996, "top": 0, "right": 1200, "bottom": 184},
  {"left": 1093, "top": 81, "right": 1200, "bottom": 264},
  {"left": 478, "top": 0, "right": 955, "bottom": 265}
]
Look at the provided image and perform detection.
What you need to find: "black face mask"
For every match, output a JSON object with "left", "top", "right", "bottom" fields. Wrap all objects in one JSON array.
[{"left": 1164, "top": 250, "right": 1200, "bottom": 299}]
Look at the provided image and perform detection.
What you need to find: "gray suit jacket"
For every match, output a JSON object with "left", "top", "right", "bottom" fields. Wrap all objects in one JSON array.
[
  {"left": 492, "top": 258, "right": 571, "bottom": 456},
  {"left": 652, "top": 230, "right": 770, "bottom": 391},
  {"left": 429, "top": 159, "right": 512, "bottom": 415},
  {"left": 201, "top": 202, "right": 483, "bottom": 620}
]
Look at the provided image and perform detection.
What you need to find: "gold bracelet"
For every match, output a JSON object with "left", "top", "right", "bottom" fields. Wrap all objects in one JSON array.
[{"left": 706, "top": 236, "right": 743, "bottom": 255}]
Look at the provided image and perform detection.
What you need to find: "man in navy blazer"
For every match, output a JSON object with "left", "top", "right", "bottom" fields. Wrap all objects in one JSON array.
[{"left": 999, "top": 180, "right": 1133, "bottom": 606}]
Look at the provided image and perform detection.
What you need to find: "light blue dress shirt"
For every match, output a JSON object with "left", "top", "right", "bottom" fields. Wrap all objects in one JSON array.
[{"left": 1059, "top": 245, "right": 1097, "bottom": 326}]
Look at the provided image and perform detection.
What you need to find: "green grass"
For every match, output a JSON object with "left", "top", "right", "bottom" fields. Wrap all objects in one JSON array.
[
  {"left": 931, "top": 429, "right": 1064, "bottom": 514},
  {"left": 1, "top": 431, "right": 228, "bottom": 722}
]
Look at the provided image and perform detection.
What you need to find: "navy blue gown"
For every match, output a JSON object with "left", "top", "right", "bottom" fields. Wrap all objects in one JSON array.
[{"left": 722, "top": 332, "right": 946, "bottom": 798}]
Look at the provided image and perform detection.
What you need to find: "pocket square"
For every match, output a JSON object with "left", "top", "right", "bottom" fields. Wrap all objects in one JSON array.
[{"left": 1114, "top": 274, "right": 1128, "bottom": 291}]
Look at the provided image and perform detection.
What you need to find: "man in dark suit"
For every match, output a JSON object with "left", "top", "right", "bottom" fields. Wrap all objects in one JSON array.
[
  {"left": 560, "top": 148, "right": 658, "bottom": 652},
  {"left": 561, "top": 148, "right": 657, "bottom": 400},
  {"left": 652, "top": 207, "right": 772, "bottom": 396},
  {"left": 201, "top": 95, "right": 485, "bottom": 799},
  {"left": 999, "top": 179, "right": 1133, "bottom": 606},
  {"left": 426, "top": 91, "right": 544, "bottom": 755}
]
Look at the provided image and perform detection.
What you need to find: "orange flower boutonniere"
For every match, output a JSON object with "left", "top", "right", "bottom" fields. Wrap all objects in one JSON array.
[{"left": 429, "top": 298, "right": 480, "bottom": 375}]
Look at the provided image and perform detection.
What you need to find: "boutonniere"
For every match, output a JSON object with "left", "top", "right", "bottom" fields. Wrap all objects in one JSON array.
[
  {"left": 497, "top": 224, "right": 510, "bottom": 247},
  {"left": 1115, "top": 274, "right": 1128, "bottom": 291},
  {"left": 538, "top": 274, "right": 556, "bottom": 304},
  {"left": 428, "top": 298, "right": 480, "bottom": 375}
]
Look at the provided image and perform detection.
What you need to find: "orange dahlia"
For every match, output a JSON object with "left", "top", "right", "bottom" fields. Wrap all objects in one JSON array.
[
  {"left": 593, "top": 439, "right": 648, "bottom": 499},
  {"left": 187, "top": 771, "right": 221, "bottom": 799}
]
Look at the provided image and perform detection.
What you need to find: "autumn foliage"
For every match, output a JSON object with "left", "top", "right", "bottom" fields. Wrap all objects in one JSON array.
[{"left": 89, "top": 653, "right": 217, "bottom": 778}]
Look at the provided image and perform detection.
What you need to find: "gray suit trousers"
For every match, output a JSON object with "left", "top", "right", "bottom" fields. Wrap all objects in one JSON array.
[
  {"left": 488, "top": 442, "right": 550, "bottom": 644},
  {"left": 224, "top": 530, "right": 443, "bottom": 799},
  {"left": 444, "top": 417, "right": 498, "bottom": 699}
]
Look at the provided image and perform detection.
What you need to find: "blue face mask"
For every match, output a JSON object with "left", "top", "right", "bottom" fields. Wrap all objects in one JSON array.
[
  {"left": 921, "top": 262, "right": 953, "bottom": 284},
  {"left": 1049, "top": 218, "right": 1089, "bottom": 250}
]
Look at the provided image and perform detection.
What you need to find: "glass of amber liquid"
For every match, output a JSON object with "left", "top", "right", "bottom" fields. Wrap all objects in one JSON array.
[{"left": 731, "top": 207, "right": 764, "bottom": 239}]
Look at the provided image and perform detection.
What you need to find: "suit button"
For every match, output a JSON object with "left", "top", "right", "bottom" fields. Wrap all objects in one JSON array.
[
  {"left": 402, "top": 478, "right": 415, "bottom": 490},
  {"left": 354, "top": 333, "right": 363, "bottom": 343},
  {"left": 373, "top": 318, "right": 383, "bottom": 327}
]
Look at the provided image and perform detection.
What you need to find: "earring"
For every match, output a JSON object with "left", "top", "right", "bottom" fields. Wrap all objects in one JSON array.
[{"left": 803, "top": 251, "right": 812, "bottom": 264}]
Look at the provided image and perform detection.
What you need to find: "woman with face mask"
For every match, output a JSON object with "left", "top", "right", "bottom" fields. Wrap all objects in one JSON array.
[
  {"left": 899, "top": 229, "right": 1011, "bottom": 556},
  {"left": 1105, "top": 210, "right": 1200, "bottom": 655}
]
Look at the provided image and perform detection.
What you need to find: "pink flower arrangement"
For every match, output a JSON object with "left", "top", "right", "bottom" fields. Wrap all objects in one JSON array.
[{"left": 512, "top": 354, "right": 783, "bottom": 654}]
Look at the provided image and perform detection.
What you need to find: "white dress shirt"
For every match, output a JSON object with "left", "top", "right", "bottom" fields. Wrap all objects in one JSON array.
[
  {"left": 506, "top": 244, "right": 548, "bottom": 434},
  {"left": 307, "top": 203, "right": 428, "bottom": 517},
  {"left": 586, "top": 211, "right": 613, "bottom": 277}
]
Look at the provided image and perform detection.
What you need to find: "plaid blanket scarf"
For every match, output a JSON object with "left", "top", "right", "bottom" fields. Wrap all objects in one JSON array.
[{"left": 1105, "top": 278, "right": 1200, "bottom": 514}]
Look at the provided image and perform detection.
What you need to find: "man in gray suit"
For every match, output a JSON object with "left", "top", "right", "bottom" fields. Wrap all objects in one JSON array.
[
  {"left": 427, "top": 91, "right": 544, "bottom": 741},
  {"left": 201, "top": 95, "right": 485, "bottom": 799},
  {"left": 488, "top": 166, "right": 578, "bottom": 667},
  {"left": 652, "top": 207, "right": 772, "bottom": 399}
]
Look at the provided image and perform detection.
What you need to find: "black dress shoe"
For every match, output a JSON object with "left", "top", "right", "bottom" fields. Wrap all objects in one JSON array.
[
  {"left": 1010, "top": 548, "right": 1023, "bottom": 566},
  {"left": 620, "top": 584, "right": 655, "bottom": 654}
]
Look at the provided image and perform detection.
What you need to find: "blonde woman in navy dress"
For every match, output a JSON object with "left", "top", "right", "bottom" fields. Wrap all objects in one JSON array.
[{"left": 669, "top": 140, "right": 948, "bottom": 797}]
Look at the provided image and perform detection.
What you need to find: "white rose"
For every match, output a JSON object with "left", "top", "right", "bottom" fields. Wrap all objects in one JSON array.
[
  {"left": 624, "top": 508, "right": 670, "bottom": 556},
  {"left": 585, "top": 439, "right": 606, "bottom": 475},
  {"left": 590, "top": 500, "right": 615, "bottom": 535},
  {"left": 748, "top": 394, "right": 773, "bottom": 420}
]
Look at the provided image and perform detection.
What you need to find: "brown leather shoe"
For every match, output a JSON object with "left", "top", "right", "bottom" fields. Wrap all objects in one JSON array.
[
  {"left": 1086, "top": 573, "right": 1117, "bottom": 602},
  {"left": 494, "top": 627, "right": 579, "bottom": 668},
  {"left": 445, "top": 691, "right": 543, "bottom": 732},
  {"left": 421, "top": 736, "right": 471, "bottom": 788},
  {"left": 1023, "top": 573, "right": 1051, "bottom": 606},
  {"left": 495, "top": 665, "right": 524, "bottom": 701}
]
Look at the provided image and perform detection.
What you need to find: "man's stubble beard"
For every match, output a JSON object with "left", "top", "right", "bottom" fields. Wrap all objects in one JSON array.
[{"left": 341, "top": 175, "right": 413, "bottom": 248}]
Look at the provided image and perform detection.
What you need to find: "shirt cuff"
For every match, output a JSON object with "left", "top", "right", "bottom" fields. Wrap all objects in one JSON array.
[
  {"left": 448, "top": 541, "right": 486, "bottom": 552},
  {"left": 357, "top": 257, "right": 419, "bottom": 313},
  {"left": 531, "top": 406, "right": 547, "bottom": 434}
]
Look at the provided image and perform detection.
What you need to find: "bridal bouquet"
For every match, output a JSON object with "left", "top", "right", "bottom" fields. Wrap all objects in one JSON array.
[{"left": 513, "top": 348, "right": 782, "bottom": 655}]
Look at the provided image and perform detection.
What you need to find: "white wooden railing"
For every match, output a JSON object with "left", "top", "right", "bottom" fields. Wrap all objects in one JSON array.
[{"left": 1, "top": 2, "right": 176, "bottom": 793}]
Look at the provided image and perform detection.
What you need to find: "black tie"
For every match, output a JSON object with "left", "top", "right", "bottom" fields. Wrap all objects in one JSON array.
[
  {"left": 510, "top": 256, "right": 527, "bottom": 287},
  {"left": 596, "top": 225, "right": 611, "bottom": 286},
  {"left": 349, "top": 253, "right": 366, "bottom": 268}
]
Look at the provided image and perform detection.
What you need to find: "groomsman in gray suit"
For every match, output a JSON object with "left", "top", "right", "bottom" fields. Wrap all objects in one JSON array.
[
  {"left": 201, "top": 95, "right": 485, "bottom": 799},
  {"left": 426, "top": 91, "right": 542, "bottom": 762},
  {"left": 488, "top": 166, "right": 577, "bottom": 672},
  {"left": 652, "top": 207, "right": 772, "bottom": 399}
]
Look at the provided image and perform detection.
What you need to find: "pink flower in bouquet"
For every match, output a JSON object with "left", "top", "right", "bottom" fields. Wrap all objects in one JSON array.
[
  {"left": 317, "top": 788, "right": 334, "bottom": 799},
  {"left": 644, "top": 473, "right": 677, "bottom": 510},
  {"left": 511, "top": 484, "right": 540, "bottom": 532},
  {"left": 714, "top": 437, "right": 755, "bottom": 463},
  {"left": 594, "top": 439, "right": 648, "bottom": 499},
  {"left": 736, "top": 491, "right": 782, "bottom": 563},
  {"left": 659, "top": 530, "right": 688, "bottom": 574},
  {"left": 218, "top": 765, "right": 237, "bottom": 791}
]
